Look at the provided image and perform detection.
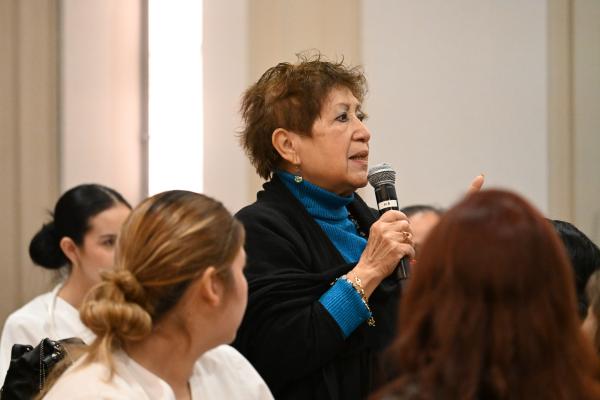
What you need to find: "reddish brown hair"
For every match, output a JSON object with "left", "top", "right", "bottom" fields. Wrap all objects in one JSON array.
[
  {"left": 372, "top": 189, "right": 600, "bottom": 400},
  {"left": 239, "top": 52, "right": 367, "bottom": 180}
]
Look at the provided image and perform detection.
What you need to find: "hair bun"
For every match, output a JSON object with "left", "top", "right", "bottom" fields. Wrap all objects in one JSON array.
[
  {"left": 104, "top": 269, "right": 148, "bottom": 308},
  {"left": 81, "top": 296, "right": 152, "bottom": 343},
  {"left": 29, "top": 221, "right": 68, "bottom": 269},
  {"left": 81, "top": 271, "right": 152, "bottom": 344}
]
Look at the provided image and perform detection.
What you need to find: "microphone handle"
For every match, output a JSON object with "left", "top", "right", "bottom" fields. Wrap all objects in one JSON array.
[{"left": 374, "top": 184, "right": 410, "bottom": 280}]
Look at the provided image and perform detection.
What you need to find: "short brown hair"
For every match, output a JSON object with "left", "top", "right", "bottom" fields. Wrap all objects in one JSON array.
[{"left": 240, "top": 52, "right": 367, "bottom": 180}]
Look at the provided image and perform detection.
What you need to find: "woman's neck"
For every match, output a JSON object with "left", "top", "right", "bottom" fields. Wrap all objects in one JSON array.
[
  {"left": 57, "top": 272, "right": 92, "bottom": 309},
  {"left": 125, "top": 324, "right": 212, "bottom": 400}
]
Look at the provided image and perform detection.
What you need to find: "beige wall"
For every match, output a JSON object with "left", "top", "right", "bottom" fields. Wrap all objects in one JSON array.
[
  {"left": 0, "top": 0, "right": 59, "bottom": 325},
  {"left": 359, "top": 0, "right": 599, "bottom": 243},
  {"left": 245, "top": 0, "right": 362, "bottom": 202},
  {"left": 362, "top": 0, "right": 549, "bottom": 211},
  {"left": 202, "top": 0, "right": 251, "bottom": 214},
  {"left": 60, "top": 0, "right": 144, "bottom": 206},
  {"left": 547, "top": 0, "right": 574, "bottom": 222},
  {"left": 572, "top": 0, "right": 600, "bottom": 244},
  {"left": 548, "top": 0, "right": 600, "bottom": 245}
]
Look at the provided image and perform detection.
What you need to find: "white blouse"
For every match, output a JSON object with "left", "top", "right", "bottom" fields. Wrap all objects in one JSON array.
[
  {"left": 0, "top": 285, "right": 95, "bottom": 384},
  {"left": 43, "top": 345, "right": 274, "bottom": 399}
]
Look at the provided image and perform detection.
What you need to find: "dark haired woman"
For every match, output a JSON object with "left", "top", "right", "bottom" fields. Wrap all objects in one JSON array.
[
  {"left": 371, "top": 190, "right": 600, "bottom": 400},
  {"left": 550, "top": 219, "right": 600, "bottom": 318},
  {"left": 0, "top": 184, "right": 131, "bottom": 382}
]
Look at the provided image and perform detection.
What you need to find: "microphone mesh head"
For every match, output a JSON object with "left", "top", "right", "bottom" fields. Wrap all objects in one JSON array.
[{"left": 368, "top": 163, "right": 396, "bottom": 188}]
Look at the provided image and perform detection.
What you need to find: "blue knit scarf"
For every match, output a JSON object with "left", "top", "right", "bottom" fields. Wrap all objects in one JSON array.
[{"left": 277, "top": 171, "right": 367, "bottom": 263}]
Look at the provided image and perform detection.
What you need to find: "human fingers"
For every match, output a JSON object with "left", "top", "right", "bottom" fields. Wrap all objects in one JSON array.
[
  {"left": 377, "top": 209, "right": 409, "bottom": 223},
  {"left": 397, "top": 242, "right": 416, "bottom": 260},
  {"left": 467, "top": 174, "right": 485, "bottom": 194},
  {"left": 369, "top": 218, "right": 411, "bottom": 241}
]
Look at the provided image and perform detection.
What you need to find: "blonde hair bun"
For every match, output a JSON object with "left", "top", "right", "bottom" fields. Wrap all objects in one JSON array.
[{"left": 80, "top": 271, "right": 152, "bottom": 344}]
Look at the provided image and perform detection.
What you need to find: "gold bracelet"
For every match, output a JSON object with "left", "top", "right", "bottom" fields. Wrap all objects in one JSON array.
[{"left": 347, "top": 272, "right": 376, "bottom": 327}]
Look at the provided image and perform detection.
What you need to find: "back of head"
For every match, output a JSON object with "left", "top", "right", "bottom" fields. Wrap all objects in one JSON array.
[
  {"left": 28, "top": 184, "right": 131, "bottom": 270},
  {"left": 550, "top": 219, "right": 600, "bottom": 318},
  {"left": 401, "top": 204, "right": 443, "bottom": 257},
  {"left": 400, "top": 204, "right": 443, "bottom": 218},
  {"left": 375, "top": 189, "right": 600, "bottom": 400},
  {"left": 79, "top": 190, "right": 244, "bottom": 367},
  {"left": 240, "top": 51, "right": 367, "bottom": 180}
]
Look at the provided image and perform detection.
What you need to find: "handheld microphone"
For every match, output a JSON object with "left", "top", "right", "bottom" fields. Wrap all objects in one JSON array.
[{"left": 367, "top": 163, "right": 410, "bottom": 280}]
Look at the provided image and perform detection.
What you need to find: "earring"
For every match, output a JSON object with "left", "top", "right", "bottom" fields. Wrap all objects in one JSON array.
[{"left": 294, "top": 165, "right": 303, "bottom": 183}]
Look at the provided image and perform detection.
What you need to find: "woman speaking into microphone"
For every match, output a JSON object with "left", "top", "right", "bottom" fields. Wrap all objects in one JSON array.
[{"left": 233, "top": 53, "right": 416, "bottom": 400}]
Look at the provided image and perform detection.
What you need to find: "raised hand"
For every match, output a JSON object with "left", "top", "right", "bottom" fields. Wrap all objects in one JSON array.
[{"left": 467, "top": 174, "right": 485, "bottom": 195}]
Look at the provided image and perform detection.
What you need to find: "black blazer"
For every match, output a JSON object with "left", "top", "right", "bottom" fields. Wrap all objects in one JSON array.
[{"left": 234, "top": 176, "right": 401, "bottom": 400}]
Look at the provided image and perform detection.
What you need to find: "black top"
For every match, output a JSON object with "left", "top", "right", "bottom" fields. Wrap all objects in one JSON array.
[{"left": 233, "top": 176, "right": 401, "bottom": 400}]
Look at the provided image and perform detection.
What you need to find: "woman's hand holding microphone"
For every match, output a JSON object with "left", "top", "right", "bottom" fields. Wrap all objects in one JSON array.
[{"left": 350, "top": 210, "right": 415, "bottom": 298}]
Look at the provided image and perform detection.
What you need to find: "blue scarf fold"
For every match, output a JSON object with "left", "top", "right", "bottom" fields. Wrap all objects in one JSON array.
[{"left": 277, "top": 171, "right": 367, "bottom": 263}]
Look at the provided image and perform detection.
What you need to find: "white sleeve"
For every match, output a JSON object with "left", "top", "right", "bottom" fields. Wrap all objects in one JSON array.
[
  {"left": 196, "top": 345, "right": 274, "bottom": 400},
  {"left": 227, "top": 347, "right": 274, "bottom": 400},
  {"left": 0, "top": 313, "right": 44, "bottom": 385},
  {"left": 42, "top": 380, "right": 134, "bottom": 400}
]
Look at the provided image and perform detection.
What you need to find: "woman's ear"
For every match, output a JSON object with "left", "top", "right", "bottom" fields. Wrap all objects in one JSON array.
[
  {"left": 59, "top": 237, "right": 80, "bottom": 266},
  {"left": 272, "top": 128, "right": 300, "bottom": 165},
  {"left": 194, "top": 266, "right": 224, "bottom": 307}
]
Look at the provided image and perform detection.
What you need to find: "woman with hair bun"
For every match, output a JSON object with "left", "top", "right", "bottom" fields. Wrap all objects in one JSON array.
[
  {"left": 0, "top": 184, "right": 131, "bottom": 382},
  {"left": 42, "top": 190, "right": 273, "bottom": 399}
]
